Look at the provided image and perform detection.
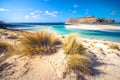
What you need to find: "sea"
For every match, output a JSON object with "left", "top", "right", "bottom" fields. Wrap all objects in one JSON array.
[{"left": 7, "top": 23, "right": 120, "bottom": 42}]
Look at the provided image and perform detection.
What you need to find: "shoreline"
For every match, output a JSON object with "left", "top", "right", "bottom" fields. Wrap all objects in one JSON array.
[
  {"left": 0, "top": 28, "right": 120, "bottom": 43},
  {"left": 65, "top": 24, "right": 120, "bottom": 30},
  {"left": 60, "top": 34, "right": 120, "bottom": 44}
]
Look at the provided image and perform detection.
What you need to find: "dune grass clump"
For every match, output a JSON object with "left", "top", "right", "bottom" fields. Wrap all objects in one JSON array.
[
  {"left": 67, "top": 54, "right": 91, "bottom": 75},
  {"left": 103, "top": 42, "right": 119, "bottom": 50},
  {"left": 63, "top": 33, "right": 91, "bottom": 77},
  {"left": 21, "top": 31, "right": 60, "bottom": 55},
  {"left": 99, "top": 47, "right": 103, "bottom": 51},
  {"left": 109, "top": 44, "right": 119, "bottom": 50},
  {"left": 0, "top": 41, "right": 14, "bottom": 55},
  {"left": 103, "top": 42, "right": 109, "bottom": 45},
  {"left": 63, "top": 33, "right": 84, "bottom": 55}
]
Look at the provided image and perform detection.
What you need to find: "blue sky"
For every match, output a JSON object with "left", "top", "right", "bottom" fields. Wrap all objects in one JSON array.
[{"left": 0, "top": 0, "right": 120, "bottom": 22}]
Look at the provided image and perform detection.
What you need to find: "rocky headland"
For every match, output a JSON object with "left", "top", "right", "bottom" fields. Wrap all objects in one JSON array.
[{"left": 65, "top": 16, "right": 115, "bottom": 24}]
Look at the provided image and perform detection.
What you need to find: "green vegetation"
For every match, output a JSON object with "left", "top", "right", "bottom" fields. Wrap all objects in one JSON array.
[
  {"left": 63, "top": 33, "right": 84, "bottom": 55},
  {"left": 67, "top": 54, "right": 91, "bottom": 75},
  {"left": 20, "top": 31, "right": 60, "bottom": 55}
]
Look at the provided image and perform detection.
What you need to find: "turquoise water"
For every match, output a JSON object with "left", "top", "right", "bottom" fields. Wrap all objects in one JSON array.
[{"left": 11, "top": 24, "right": 120, "bottom": 42}]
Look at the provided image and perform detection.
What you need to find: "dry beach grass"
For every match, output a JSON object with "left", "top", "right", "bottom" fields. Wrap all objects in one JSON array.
[
  {"left": 20, "top": 31, "right": 60, "bottom": 55},
  {"left": 63, "top": 33, "right": 85, "bottom": 55},
  {"left": 0, "top": 29, "right": 120, "bottom": 80},
  {"left": 67, "top": 54, "right": 91, "bottom": 75}
]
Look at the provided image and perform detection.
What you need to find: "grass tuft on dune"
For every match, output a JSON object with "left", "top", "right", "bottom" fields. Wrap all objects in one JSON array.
[
  {"left": 20, "top": 31, "right": 60, "bottom": 55},
  {"left": 63, "top": 33, "right": 91, "bottom": 76},
  {"left": 109, "top": 44, "right": 119, "bottom": 50},
  {"left": 0, "top": 41, "right": 14, "bottom": 55},
  {"left": 103, "top": 42, "right": 119, "bottom": 50},
  {"left": 67, "top": 54, "right": 91, "bottom": 75},
  {"left": 63, "top": 33, "right": 85, "bottom": 55}
]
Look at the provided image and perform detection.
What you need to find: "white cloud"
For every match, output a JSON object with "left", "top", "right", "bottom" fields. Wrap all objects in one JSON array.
[
  {"left": 0, "top": 8, "right": 9, "bottom": 12},
  {"left": 45, "top": 11, "right": 58, "bottom": 17},
  {"left": 24, "top": 14, "right": 40, "bottom": 19},
  {"left": 24, "top": 10, "right": 42, "bottom": 19},
  {"left": 29, "top": 12, "right": 34, "bottom": 15},
  {"left": 110, "top": 11, "right": 116, "bottom": 15},
  {"left": 24, "top": 15, "right": 30, "bottom": 19},
  {"left": 73, "top": 4, "right": 79, "bottom": 8},
  {"left": 24, "top": 9, "right": 58, "bottom": 20},
  {"left": 29, "top": 10, "right": 43, "bottom": 15},
  {"left": 72, "top": 10, "right": 76, "bottom": 14},
  {"left": 31, "top": 15, "right": 40, "bottom": 19},
  {"left": 34, "top": 10, "right": 42, "bottom": 13}
]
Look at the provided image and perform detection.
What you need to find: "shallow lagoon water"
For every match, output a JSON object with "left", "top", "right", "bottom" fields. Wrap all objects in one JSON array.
[{"left": 11, "top": 24, "right": 120, "bottom": 42}]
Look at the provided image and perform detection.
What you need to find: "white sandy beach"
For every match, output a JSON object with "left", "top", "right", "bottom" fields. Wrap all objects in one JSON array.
[
  {"left": 0, "top": 29, "right": 120, "bottom": 80},
  {"left": 65, "top": 24, "right": 120, "bottom": 31},
  {"left": 0, "top": 0, "right": 120, "bottom": 79}
]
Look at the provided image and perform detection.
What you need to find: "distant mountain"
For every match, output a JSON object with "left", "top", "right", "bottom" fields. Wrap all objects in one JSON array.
[{"left": 66, "top": 16, "right": 115, "bottom": 25}]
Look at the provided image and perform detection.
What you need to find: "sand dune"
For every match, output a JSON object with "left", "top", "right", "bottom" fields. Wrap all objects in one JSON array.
[{"left": 0, "top": 29, "right": 120, "bottom": 80}]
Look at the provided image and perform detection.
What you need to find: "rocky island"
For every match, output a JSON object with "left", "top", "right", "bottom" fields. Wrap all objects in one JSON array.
[{"left": 65, "top": 16, "right": 115, "bottom": 24}]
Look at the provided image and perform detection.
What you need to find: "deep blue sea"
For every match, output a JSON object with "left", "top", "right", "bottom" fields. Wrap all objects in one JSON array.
[{"left": 8, "top": 23, "right": 120, "bottom": 42}]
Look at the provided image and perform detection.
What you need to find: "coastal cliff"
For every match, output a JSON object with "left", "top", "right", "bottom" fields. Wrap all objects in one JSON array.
[{"left": 66, "top": 16, "right": 115, "bottom": 24}]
